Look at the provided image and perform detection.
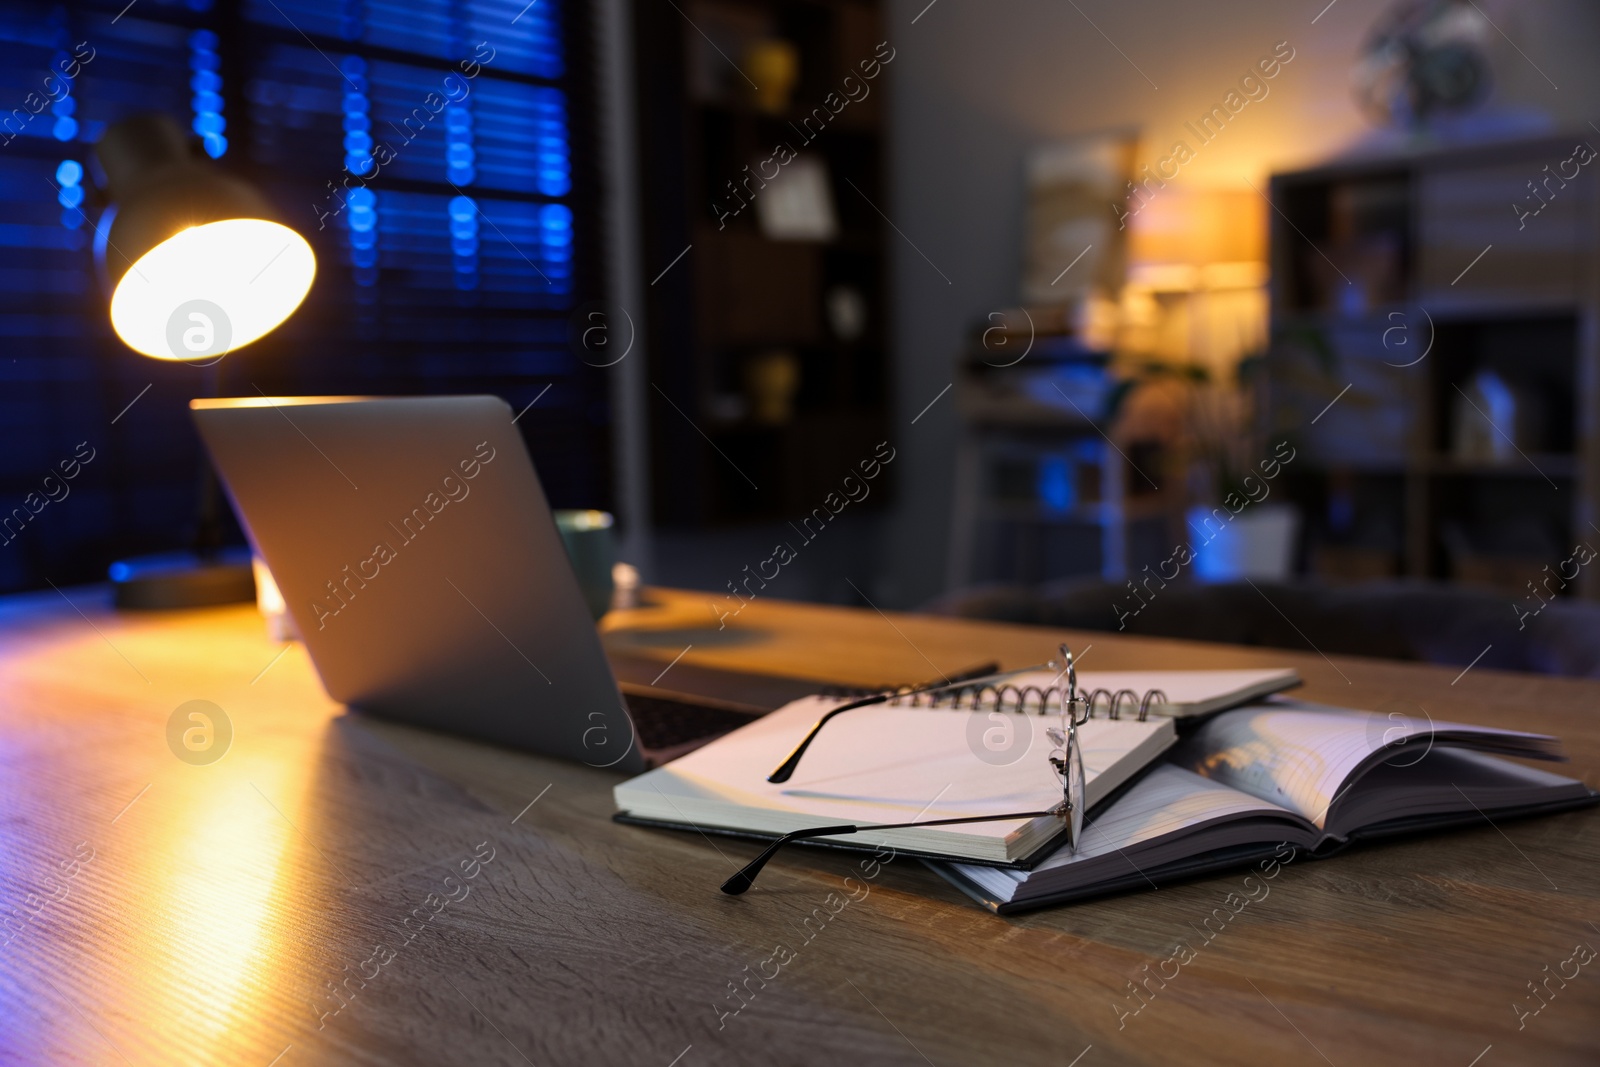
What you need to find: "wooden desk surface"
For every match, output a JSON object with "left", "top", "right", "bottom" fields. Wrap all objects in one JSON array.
[{"left": 1, "top": 585, "right": 1597, "bottom": 1066}]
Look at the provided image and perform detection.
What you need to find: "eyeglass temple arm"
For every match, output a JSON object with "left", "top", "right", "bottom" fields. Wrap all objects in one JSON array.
[
  {"left": 720, "top": 809, "right": 1055, "bottom": 895},
  {"left": 766, "top": 693, "right": 891, "bottom": 784},
  {"left": 766, "top": 662, "right": 1050, "bottom": 784}
]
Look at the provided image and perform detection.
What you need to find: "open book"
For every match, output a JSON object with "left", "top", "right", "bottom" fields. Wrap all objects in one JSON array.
[
  {"left": 614, "top": 669, "right": 1301, "bottom": 865},
  {"left": 932, "top": 700, "right": 1596, "bottom": 913}
]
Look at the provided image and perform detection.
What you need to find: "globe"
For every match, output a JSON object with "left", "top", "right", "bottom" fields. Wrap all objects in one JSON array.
[{"left": 1352, "top": 0, "right": 1493, "bottom": 128}]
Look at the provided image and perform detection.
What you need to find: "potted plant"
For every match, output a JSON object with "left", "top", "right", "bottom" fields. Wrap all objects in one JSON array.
[{"left": 1105, "top": 325, "right": 1336, "bottom": 581}]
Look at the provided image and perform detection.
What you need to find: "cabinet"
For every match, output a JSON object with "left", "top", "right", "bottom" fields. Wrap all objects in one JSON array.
[{"left": 1267, "top": 135, "right": 1600, "bottom": 598}]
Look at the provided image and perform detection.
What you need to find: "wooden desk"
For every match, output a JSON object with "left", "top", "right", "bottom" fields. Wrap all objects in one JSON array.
[{"left": 2, "top": 585, "right": 1596, "bottom": 1066}]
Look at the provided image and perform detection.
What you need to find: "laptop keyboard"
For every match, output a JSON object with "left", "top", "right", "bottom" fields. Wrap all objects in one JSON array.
[{"left": 623, "top": 691, "right": 759, "bottom": 752}]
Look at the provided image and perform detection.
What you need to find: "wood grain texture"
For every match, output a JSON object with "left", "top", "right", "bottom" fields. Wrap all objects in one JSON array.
[{"left": 0, "top": 584, "right": 1596, "bottom": 1066}]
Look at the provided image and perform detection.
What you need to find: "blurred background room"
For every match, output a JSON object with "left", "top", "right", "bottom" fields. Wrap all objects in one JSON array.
[{"left": 3, "top": 0, "right": 1599, "bottom": 674}]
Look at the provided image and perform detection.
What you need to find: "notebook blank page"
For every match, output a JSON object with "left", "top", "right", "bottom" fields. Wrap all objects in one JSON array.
[{"left": 618, "top": 696, "right": 1171, "bottom": 843}]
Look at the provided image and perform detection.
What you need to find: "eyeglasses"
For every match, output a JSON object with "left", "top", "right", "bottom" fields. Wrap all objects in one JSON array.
[{"left": 720, "top": 644, "right": 1089, "bottom": 895}]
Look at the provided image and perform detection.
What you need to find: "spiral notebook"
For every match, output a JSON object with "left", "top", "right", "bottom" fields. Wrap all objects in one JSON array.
[{"left": 612, "top": 669, "right": 1296, "bottom": 866}]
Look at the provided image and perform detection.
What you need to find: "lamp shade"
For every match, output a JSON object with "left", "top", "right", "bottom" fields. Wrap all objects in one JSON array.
[{"left": 94, "top": 113, "right": 315, "bottom": 361}]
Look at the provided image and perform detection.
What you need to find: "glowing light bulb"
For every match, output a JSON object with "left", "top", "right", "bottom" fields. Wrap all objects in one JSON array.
[{"left": 108, "top": 218, "right": 316, "bottom": 361}]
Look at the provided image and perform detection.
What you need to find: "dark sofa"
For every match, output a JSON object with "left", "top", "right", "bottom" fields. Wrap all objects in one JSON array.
[{"left": 925, "top": 579, "right": 1600, "bottom": 679}]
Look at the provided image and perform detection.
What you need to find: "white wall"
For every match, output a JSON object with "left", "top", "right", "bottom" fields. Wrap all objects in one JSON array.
[{"left": 878, "top": 0, "right": 1600, "bottom": 608}]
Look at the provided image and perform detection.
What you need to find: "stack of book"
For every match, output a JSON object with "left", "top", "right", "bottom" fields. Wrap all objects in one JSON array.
[{"left": 614, "top": 668, "right": 1596, "bottom": 913}]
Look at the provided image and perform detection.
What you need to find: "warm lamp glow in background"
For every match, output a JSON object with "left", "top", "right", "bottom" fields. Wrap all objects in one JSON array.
[
  {"left": 108, "top": 218, "right": 316, "bottom": 361},
  {"left": 1127, "top": 186, "right": 1267, "bottom": 266},
  {"left": 1121, "top": 186, "right": 1270, "bottom": 373}
]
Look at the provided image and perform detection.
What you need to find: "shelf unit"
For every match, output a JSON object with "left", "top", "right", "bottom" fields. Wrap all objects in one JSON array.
[
  {"left": 1266, "top": 134, "right": 1600, "bottom": 598},
  {"left": 633, "top": 0, "right": 891, "bottom": 527}
]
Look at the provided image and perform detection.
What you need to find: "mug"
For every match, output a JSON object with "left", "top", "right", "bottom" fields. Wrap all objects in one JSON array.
[{"left": 554, "top": 510, "right": 616, "bottom": 620}]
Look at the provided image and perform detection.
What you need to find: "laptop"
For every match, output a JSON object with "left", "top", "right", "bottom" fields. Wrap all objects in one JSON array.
[{"left": 191, "top": 394, "right": 764, "bottom": 772}]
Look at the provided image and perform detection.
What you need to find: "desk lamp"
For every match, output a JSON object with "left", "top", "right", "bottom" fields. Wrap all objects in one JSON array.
[{"left": 95, "top": 113, "right": 316, "bottom": 609}]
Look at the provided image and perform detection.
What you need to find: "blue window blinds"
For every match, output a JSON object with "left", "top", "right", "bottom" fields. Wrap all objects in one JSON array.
[
  {"left": 247, "top": 44, "right": 575, "bottom": 297},
  {"left": 241, "top": 0, "right": 563, "bottom": 80}
]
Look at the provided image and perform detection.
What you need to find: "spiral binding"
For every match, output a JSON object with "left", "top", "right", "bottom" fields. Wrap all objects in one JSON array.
[
  {"left": 818, "top": 662, "right": 1002, "bottom": 701},
  {"left": 886, "top": 683, "right": 1171, "bottom": 722}
]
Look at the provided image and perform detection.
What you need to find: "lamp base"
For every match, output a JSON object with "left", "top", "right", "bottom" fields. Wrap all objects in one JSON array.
[{"left": 109, "top": 549, "right": 256, "bottom": 610}]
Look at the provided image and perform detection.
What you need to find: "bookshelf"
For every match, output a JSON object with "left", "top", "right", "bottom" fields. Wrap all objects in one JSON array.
[
  {"left": 1266, "top": 134, "right": 1600, "bottom": 599},
  {"left": 632, "top": 0, "right": 891, "bottom": 527}
]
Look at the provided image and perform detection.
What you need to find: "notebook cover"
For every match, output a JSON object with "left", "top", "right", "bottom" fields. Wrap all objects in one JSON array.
[{"left": 612, "top": 810, "right": 1062, "bottom": 870}]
